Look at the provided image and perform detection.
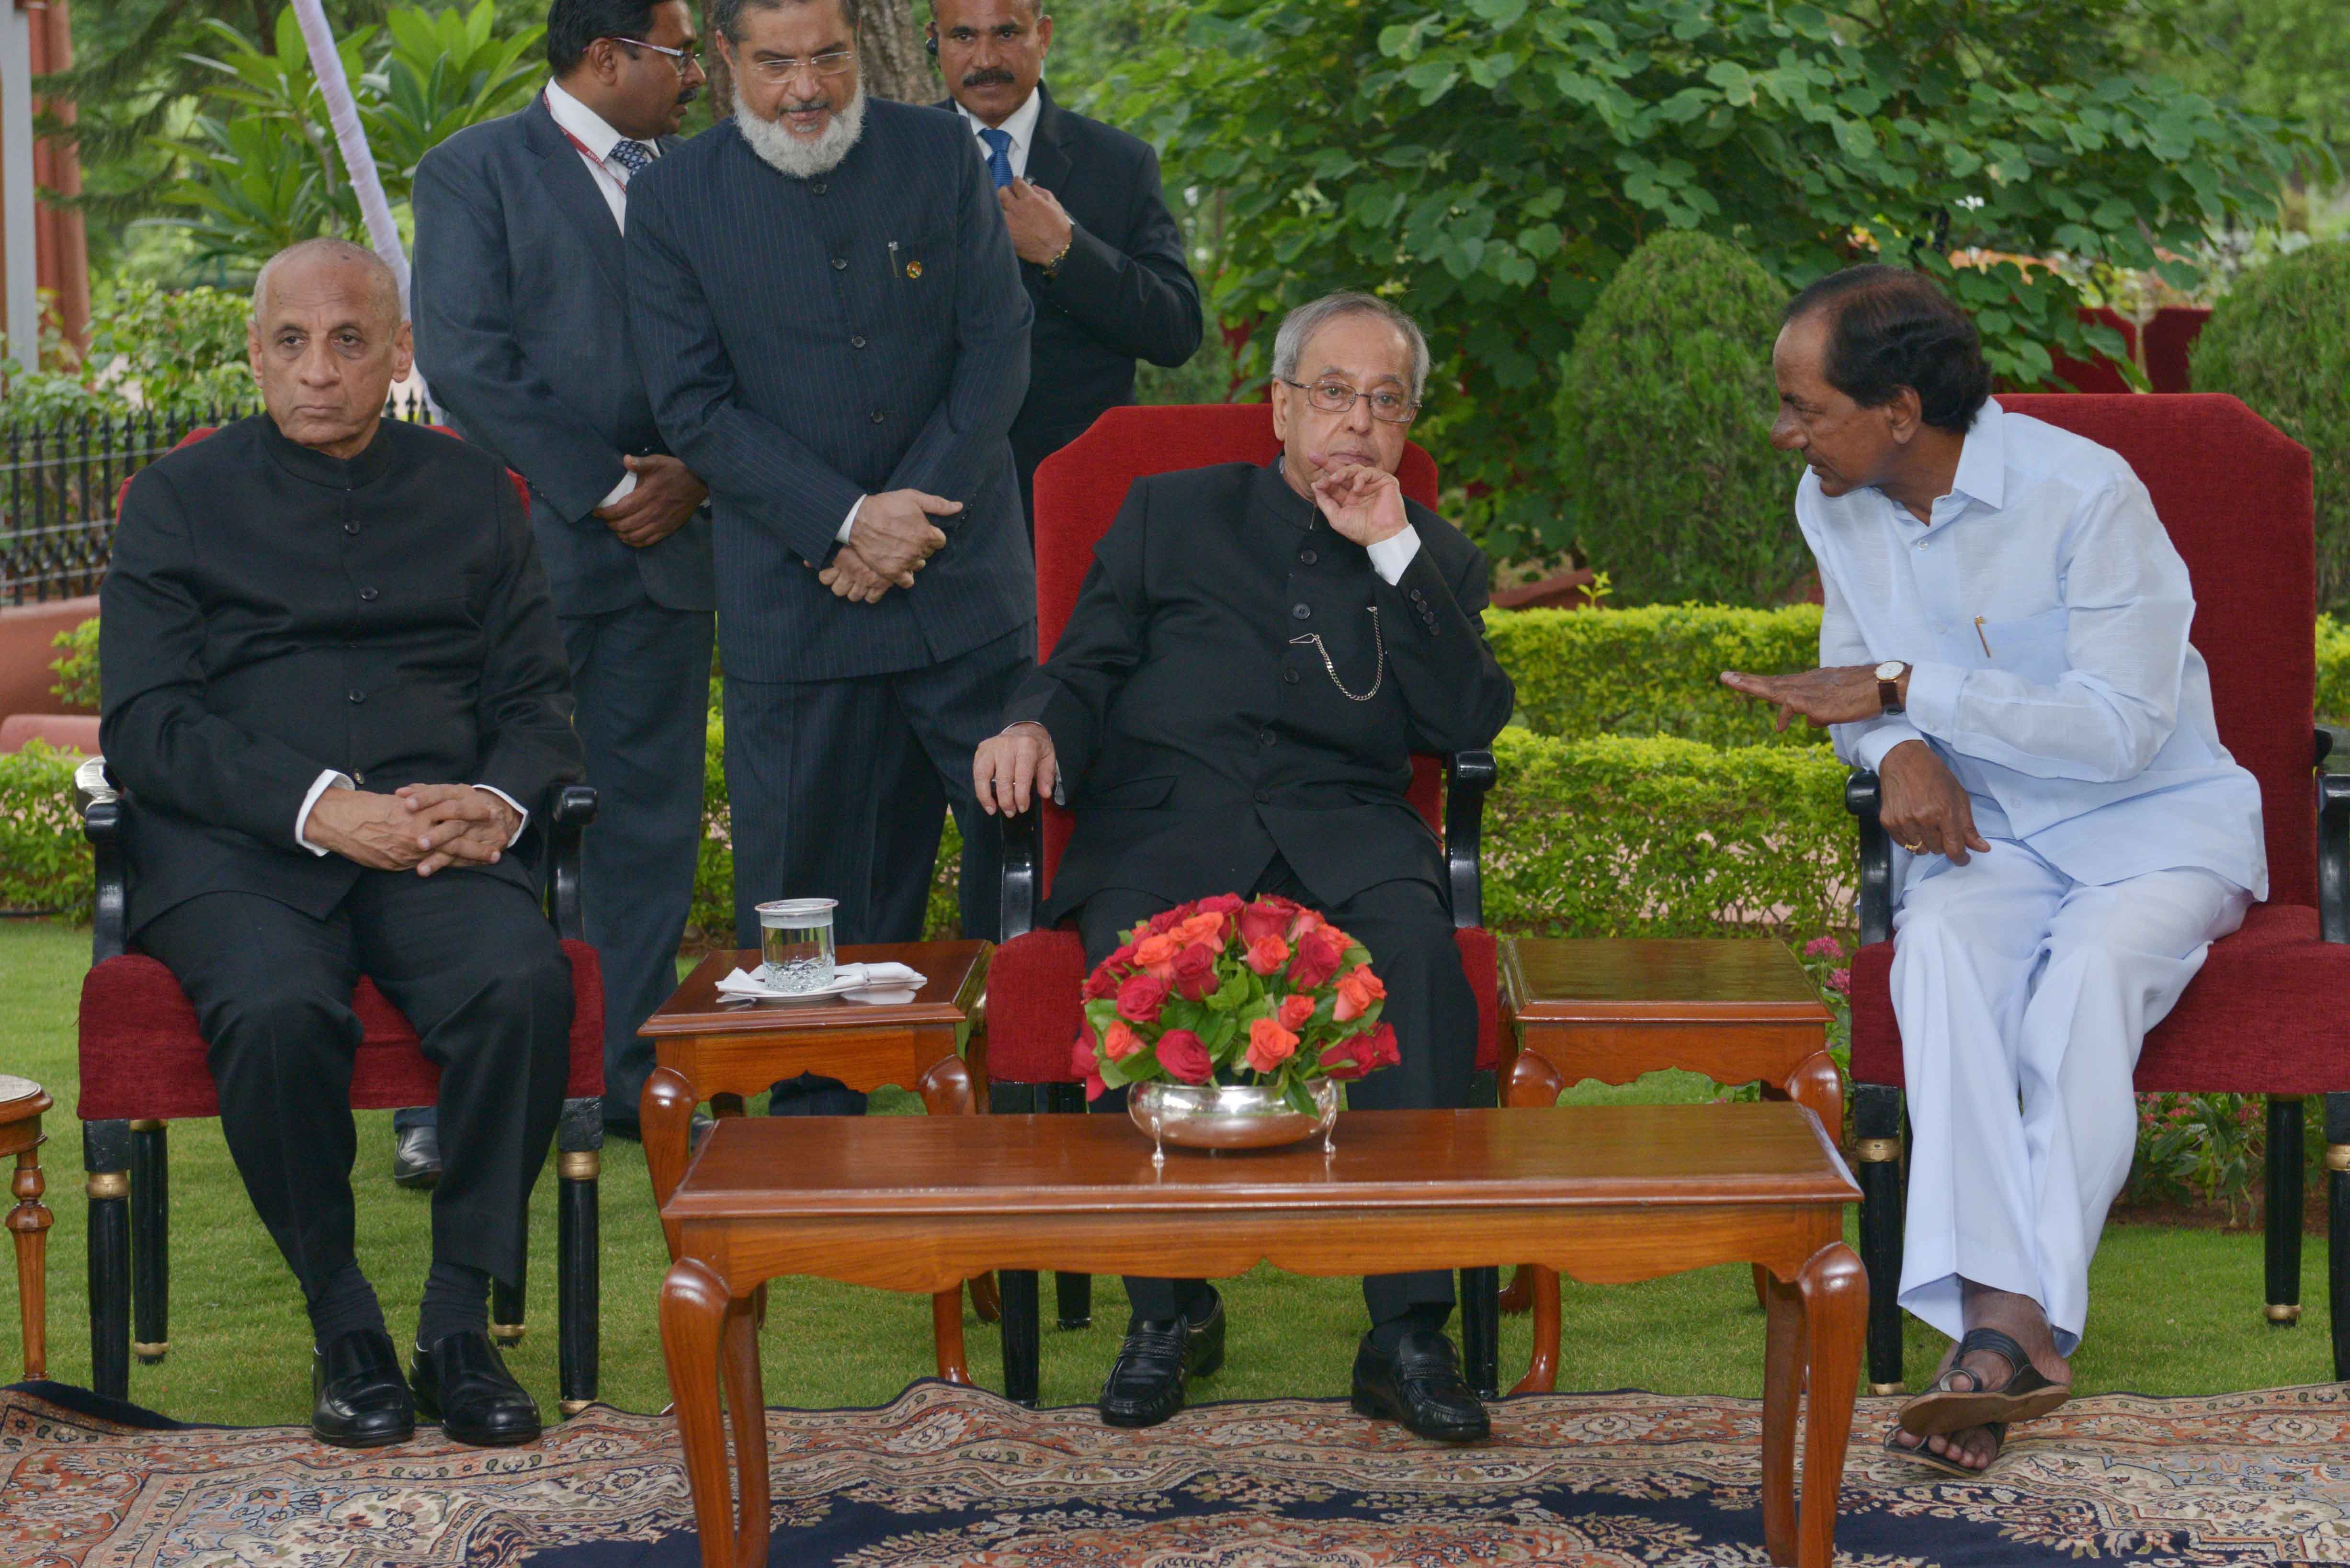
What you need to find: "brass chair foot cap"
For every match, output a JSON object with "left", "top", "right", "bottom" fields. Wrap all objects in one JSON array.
[
  {"left": 2326, "top": 1143, "right": 2350, "bottom": 1173},
  {"left": 2265, "top": 1303, "right": 2303, "bottom": 1324},
  {"left": 559, "top": 1398, "right": 592, "bottom": 1417},
  {"left": 490, "top": 1324, "right": 526, "bottom": 1344},
  {"left": 1868, "top": 1381, "right": 1907, "bottom": 1397},
  {"left": 133, "top": 1341, "right": 168, "bottom": 1360},
  {"left": 1853, "top": 1138, "right": 1902, "bottom": 1163}
]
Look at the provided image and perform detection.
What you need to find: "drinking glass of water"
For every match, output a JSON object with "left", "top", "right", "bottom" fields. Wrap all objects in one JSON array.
[{"left": 756, "top": 898, "right": 838, "bottom": 993}]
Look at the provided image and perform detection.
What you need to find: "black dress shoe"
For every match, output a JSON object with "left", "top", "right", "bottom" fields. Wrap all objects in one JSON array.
[
  {"left": 765, "top": 1074, "right": 868, "bottom": 1116},
  {"left": 1351, "top": 1328, "right": 1491, "bottom": 1443},
  {"left": 390, "top": 1124, "right": 442, "bottom": 1190},
  {"left": 312, "top": 1328, "right": 415, "bottom": 1448},
  {"left": 603, "top": 1111, "right": 715, "bottom": 1145},
  {"left": 410, "top": 1330, "right": 542, "bottom": 1446},
  {"left": 1098, "top": 1290, "right": 1225, "bottom": 1428}
]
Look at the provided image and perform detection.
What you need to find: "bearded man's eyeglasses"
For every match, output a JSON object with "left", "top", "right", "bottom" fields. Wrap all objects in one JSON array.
[
  {"left": 1278, "top": 377, "right": 1421, "bottom": 425},
  {"left": 745, "top": 47, "right": 857, "bottom": 81}
]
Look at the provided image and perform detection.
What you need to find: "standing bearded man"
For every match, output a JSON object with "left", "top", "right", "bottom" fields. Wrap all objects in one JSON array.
[
  {"left": 929, "top": 0, "right": 1202, "bottom": 523},
  {"left": 628, "top": 0, "right": 1034, "bottom": 1112}
]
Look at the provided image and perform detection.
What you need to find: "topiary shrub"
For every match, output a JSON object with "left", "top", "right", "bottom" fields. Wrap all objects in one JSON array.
[
  {"left": 1554, "top": 230, "right": 1804, "bottom": 607},
  {"left": 2193, "top": 240, "right": 2350, "bottom": 613}
]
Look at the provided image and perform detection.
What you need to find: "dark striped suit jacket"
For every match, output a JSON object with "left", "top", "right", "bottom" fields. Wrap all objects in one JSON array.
[{"left": 627, "top": 100, "right": 1036, "bottom": 684}]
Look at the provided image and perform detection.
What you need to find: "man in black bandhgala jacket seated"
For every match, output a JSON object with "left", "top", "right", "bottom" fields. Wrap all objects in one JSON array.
[
  {"left": 971, "top": 291, "right": 1515, "bottom": 1441},
  {"left": 100, "top": 238, "right": 584, "bottom": 1451}
]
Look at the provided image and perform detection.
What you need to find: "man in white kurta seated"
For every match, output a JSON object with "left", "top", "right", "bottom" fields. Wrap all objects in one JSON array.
[{"left": 1722, "top": 265, "right": 2266, "bottom": 1475}]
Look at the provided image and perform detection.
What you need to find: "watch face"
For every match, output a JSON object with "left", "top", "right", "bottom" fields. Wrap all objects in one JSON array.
[{"left": 1873, "top": 661, "right": 1905, "bottom": 681}]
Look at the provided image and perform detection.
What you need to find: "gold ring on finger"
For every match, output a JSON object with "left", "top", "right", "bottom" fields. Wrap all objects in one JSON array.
[{"left": 1900, "top": 839, "right": 1926, "bottom": 854}]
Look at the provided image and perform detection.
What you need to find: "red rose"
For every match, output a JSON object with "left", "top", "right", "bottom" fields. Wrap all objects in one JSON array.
[
  {"left": 1170, "top": 942, "right": 1221, "bottom": 1001},
  {"left": 1082, "top": 964, "right": 1122, "bottom": 1000},
  {"left": 1286, "top": 926, "right": 1345, "bottom": 990},
  {"left": 1147, "top": 908, "right": 1185, "bottom": 936},
  {"left": 1071, "top": 1035, "right": 1108, "bottom": 1101},
  {"left": 1199, "top": 893, "right": 1245, "bottom": 917},
  {"left": 1157, "top": 1028, "right": 1212, "bottom": 1084},
  {"left": 1285, "top": 908, "right": 1325, "bottom": 943},
  {"left": 1115, "top": 972, "right": 1169, "bottom": 1024},
  {"left": 1238, "top": 899, "right": 1294, "bottom": 947},
  {"left": 1363, "top": 1021, "right": 1401, "bottom": 1070},
  {"left": 1108, "top": 941, "right": 1138, "bottom": 969},
  {"left": 1275, "top": 993, "right": 1316, "bottom": 1032},
  {"left": 1243, "top": 935, "right": 1290, "bottom": 976},
  {"left": 1319, "top": 1034, "right": 1373, "bottom": 1081},
  {"left": 1333, "top": 965, "right": 1387, "bottom": 1023}
]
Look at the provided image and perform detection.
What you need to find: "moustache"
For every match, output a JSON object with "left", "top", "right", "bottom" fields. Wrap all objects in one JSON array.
[
  {"left": 673, "top": 85, "right": 701, "bottom": 107},
  {"left": 960, "top": 68, "right": 1015, "bottom": 88},
  {"left": 779, "top": 95, "right": 831, "bottom": 113}
]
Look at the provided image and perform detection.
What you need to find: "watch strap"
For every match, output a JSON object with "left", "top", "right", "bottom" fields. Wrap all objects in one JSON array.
[{"left": 1879, "top": 664, "right": 1906, "bottom": 715}]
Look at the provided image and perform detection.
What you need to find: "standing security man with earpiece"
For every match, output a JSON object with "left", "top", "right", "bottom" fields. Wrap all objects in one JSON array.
[{"left": 930, "top": 0, "right": 1202, "bottom": 526}]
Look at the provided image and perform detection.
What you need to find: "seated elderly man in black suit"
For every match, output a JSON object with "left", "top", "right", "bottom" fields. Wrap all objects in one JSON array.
[
  {"left": 100, "top": 238, "right": 583, "bottom": 1450},
  {"left": 972, "top": 291, "right": 1514, "bottom": 1441}
]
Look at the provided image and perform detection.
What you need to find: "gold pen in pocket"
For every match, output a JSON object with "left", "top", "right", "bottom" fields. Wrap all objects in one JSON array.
[{"left": 1974, "top": 616, "right": 1993, "bottom": 656}]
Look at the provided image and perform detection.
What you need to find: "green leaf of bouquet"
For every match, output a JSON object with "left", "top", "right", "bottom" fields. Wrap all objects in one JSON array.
[{"left": 1283, "top": 1080, "right": 1316, "bottom": 1116}]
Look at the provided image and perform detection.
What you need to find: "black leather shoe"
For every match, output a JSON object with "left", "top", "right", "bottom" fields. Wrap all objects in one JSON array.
[
  {"left": 312, "top": 1328, "right": 415, "bottom": 1448},
  {"left": 1098, "top": 1290, "right": 1225, "bottom": 1428},
  {"left": 602, "top": 1112, "right": 715, "bottom": 1145},
  {"left": 1351, "top": 1328, "right": 1491, "bottom": 1443},
  {"left": 390, "top": 1124, "right": 441, "bottom": 1190},
  {"left": 410, "top": 1330, "right": 542, "bottom": 1446}
]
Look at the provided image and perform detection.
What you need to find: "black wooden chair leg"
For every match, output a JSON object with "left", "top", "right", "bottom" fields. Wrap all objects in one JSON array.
[
  {"left": 1459, "top": 1265, "right": 1499, "bottom": 1399},
  {"left": 84, "top": 1119, "right": 133, "bottom": 1401},
  {"left": 2265, "top": 1096, "right": 2306, "bottom": 1327},
  {"left": 129, "top": 1119, "right": 169, "bottom": 1364},
  {"left": 989, "top": 1082, "right": 1046, "bottom": 1402},
  {"left": 1853, "top": 1083, "right": 1907, "bottom": 1394},
  {"left": 1044, "top": 1082, "right": 1093, "bottom": 1329},
  {"left": 2327, "top": 1092, "right": 2349, "bottom": 1382},
  {"left": 492, "top": 1275, "right": 526, "bottom": 1345},
  {"left": 556, "top": 1096, "right": 602, "bottom": 1414}
]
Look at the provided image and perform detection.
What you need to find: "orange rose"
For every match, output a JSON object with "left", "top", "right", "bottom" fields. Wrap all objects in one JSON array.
[
  {"left": 1333, "top": 966, "right": 1387, "bottom": 1022},
  {"left": 1133, "top": 932, "right": 1181, "bottom": 968},
  {"left": 1245, "top": 1016, "right": 1299, "bottom": 1073},
  {"left": 1175, "top": 911, "right": 1226, "bottom": 947},
  {"left": 1243, "top": 935, "right": 1291, "bottom": 976},
  {"left": 1275, "top": 993, "right": 1316, "bottom": 1032},
  {"left": 1102, "top": 1020, "right": 1144, "bottom": 1060}
]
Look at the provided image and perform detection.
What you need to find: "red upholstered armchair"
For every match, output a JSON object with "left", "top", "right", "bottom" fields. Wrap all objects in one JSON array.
[
  {"left": 984, "top": 404, "right": 1507, "bottom": 1406},
  {"left": 74, "top": 424, "right": 609, "bottom": 1413},
  {"left": 1843, "top": 394, "right": 2350, "bottom": 1392}
]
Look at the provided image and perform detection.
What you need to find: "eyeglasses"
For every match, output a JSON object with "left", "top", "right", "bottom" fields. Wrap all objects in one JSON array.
[
  {"left": 744, "top": 47, "right": 857, "bottom": 82},
  {"left": 608, "top": 36, "right": 701, "bottom": 72},
  {"left": 1278, "top": 377, "right": 1420, "bottom": 425}
]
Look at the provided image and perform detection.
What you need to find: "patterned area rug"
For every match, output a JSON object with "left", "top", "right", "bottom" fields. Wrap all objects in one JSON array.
[{"left": 4, "top": 1379, "right": 2347, "bottom": 1566}]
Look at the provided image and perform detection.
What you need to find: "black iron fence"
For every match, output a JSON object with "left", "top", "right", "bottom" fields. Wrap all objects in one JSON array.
[{"left": 0, "top": 397, "right": 431, "bottom": 606}]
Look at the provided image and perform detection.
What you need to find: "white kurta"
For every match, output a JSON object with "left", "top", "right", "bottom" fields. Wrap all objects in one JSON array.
[{"left": 1798, "top": 398, "right": 2268, "bottom": 1354}]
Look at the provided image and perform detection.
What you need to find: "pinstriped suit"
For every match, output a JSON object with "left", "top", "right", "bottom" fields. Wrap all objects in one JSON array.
[{"left": 628, "top": 100, "right": 1036, "bottom": 961}]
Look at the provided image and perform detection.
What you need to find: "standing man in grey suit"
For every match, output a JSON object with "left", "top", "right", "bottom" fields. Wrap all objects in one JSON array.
[
  {"left": 628, "top": 0, "right": 1033, "bottom": 1111},
  {"left": 410, "top": 0, "right": 715, "bottom": 1152},
  {"left": 931, "top": 0, "right": 1202, "bottom": 524}
]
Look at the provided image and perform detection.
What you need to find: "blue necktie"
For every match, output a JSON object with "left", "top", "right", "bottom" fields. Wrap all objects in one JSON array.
[
  {"left": 978, "top": 126, "right": 1014, "bottom": 190},
  {"left": 607, "top": 138, "right": 654, "bottom": 177}
]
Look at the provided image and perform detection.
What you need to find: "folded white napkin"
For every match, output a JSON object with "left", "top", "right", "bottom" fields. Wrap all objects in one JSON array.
[{"left": 714, "top": 961, "right": 927, "bottom": 1001}]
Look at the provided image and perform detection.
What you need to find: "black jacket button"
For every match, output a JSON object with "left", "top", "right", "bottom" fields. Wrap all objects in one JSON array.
[
  {"left": 343, "top": 522, "right": 359, "bottom": 536},
  {"left": 869, "top": 411, "right": 886, "bottom": 424},
  {"left": 851, "top": 336, "right": 867, "bottom": 349},
  {"left": 812, "top": 180, "right": 828, "bottom": 194},
  {"left": 1259, "top": 728, "right": 1276, "bottom": 746},
  {"left": 1255, "top": 790, "right": 1271, "bottom": 804},
  {"left": 358, "top": 587, "right": 378, "bottom": 601},
  {"left": 1300, "top": 549, "right": 1317, "bottom": 565},
  {"left": 831, "top": 256, "right": 848, "bottom": 270},
  {"left": 347, "top": 689, "right": 365, "bottom": 704},
  {"left": 1291, "top": 603, "right": 1310, "bottom": 620},
  {"left": 1283, "top": 668, "right": 1299, "bottom": 684}
]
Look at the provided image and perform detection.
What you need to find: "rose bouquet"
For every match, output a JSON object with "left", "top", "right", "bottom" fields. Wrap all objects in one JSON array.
[{"left": 1073, "top": 892, "right": 1401, "bottom": 1114}]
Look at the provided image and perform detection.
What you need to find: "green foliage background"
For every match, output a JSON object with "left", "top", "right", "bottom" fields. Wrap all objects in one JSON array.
[
  {"left": 1554, "top": 230, "right": 1800, "bottom": 604},
  {"left": 2191, "top": 241, "right": 2350, "bottom": 613},
  {"left": 1491, "top": 603, "right": 1822, "bottom": 745},
  {"left": 1090, "top": 0, "right": 2308, "bottom": 559}
]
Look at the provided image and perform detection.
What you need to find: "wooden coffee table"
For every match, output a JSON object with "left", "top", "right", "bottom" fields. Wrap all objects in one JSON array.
[
  {"left": 0, "top": 1074, "right": 53, "bottom": 1381},
  {"left": 658, "top": 1103, "right": 1865, "bottom": 1568},
  {"left": 640, "top": 940, "right": 995, "bottom": 1383}
]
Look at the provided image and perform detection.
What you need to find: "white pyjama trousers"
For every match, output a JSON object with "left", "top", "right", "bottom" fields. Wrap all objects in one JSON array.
[{"left": 1890, "top": 838, "right": 2249, "bottom": 1354}]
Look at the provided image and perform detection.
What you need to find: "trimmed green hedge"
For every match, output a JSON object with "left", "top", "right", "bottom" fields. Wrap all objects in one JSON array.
[
  {"left": 0, "top": 741, "right": 91, "bottom": 916},
  {"left": 2320, "top": 614, "right": 2350, "bottom": 725},
  {"left": 1488, "top": 604, "right": 1825, "bottom": 745},
  {"left": 1485, "top": 728, "right": 1852, "bottom": 939}
]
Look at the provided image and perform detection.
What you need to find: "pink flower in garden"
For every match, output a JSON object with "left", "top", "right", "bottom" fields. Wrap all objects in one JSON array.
[
  {"left": 1804, "top": 936, "right": 1843, "bottom": 959},
  {"left": 1825, "top": 967, "right": 1851, "bottom": 996}
]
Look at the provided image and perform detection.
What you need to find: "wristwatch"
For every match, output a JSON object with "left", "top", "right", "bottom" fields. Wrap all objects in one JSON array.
[
  {"left": 1874, "top": 660, "right": 1909, "bottom": 715},
  {"left": 1040, "top": 235, "right": 1074, "bottom": 282}
]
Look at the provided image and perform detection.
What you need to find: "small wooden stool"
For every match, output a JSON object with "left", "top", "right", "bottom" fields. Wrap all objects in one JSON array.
[
  {"left": 1500, "top": 938, "right": 1839, "bottom": 1391},
  {"left": 0, "top": 1074, "right": 54, "bottom": 1380}
]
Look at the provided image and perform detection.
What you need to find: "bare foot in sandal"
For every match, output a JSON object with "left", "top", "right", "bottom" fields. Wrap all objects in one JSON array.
[{"left": 1888, "top": 1284, "right": 2072, "bottom": 1472}]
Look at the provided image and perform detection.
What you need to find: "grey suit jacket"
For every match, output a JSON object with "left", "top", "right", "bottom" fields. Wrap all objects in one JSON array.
[
  {"left": 626, "top": 100, "right": 1035, "bottom": 683},
  {"left": 412, "top": 93, "right": 714, "bottom": 617}
]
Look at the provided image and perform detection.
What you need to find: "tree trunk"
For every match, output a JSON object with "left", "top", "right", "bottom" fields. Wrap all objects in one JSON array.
[{"left": 699, "top": 0, "right": 934, "bottom": 127}]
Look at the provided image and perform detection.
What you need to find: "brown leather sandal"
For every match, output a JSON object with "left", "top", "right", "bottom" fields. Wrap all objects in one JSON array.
[
  {"left": 1885, "top": 1418, "right": 2006, "bottom": 1478},
  {"left": 1897, "top": 1327, "right": 2069, "bottom": 1438}
]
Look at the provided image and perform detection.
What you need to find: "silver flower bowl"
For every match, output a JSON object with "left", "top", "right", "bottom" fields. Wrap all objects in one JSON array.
[{"left": 1128, "top": 1080, "right": 1340, "bottom": 1166}]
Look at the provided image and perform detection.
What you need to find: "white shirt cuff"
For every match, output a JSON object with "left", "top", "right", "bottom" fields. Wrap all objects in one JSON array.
[
  {"left": 1850, "top": 722, "right": 1929, "bottom": 774},
  {"left": 474, "top": 785, "right": 531, "bottom": 847},
  {"left": 1365, "top": 525, "right": 1421, "bottom": 586},
  {"left": 1902, "top": 660, "right": 1967, "bottom": 740},
  {"left": 837, "top": 496, "right": 863, "bottom": 546},
  {"left": 599, "top": 471, "right": 637, "bottom": 509},
  {"left": 296, "top": 770, "right": 356, "bottom": 855}
]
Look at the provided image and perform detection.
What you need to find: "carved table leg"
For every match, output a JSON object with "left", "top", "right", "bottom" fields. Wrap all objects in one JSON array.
[
  {"left": 718, "top": 1287, "right": 770, "bottom": 1568},
  {"left": 1504, "top": 1047, "right": 1563, "bottom": 1384},
  {"left": 1759, "top": 1267, "right": 1802, "bottom": 1566},
  {"left": 10, "top": 1145, "right": 51, "bottom": 1381},
  {"left": 662, "top": 1257, "right": 761, "bottom": 1568},
  {"left": 1794, "top": 1242, "right": 1866, "bottom": 1568},
  {"left": 917, "top": 1057, "right": 978, "bottom": 1386}
]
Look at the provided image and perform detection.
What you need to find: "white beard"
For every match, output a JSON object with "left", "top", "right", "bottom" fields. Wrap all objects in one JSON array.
[{"left": 735, "top": 81, "right": 866, "bottom": 178}]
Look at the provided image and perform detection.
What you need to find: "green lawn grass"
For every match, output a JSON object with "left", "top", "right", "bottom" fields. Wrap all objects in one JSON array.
[{"left": 0, "top": 918, "right": 2334, "bottom": 1427}]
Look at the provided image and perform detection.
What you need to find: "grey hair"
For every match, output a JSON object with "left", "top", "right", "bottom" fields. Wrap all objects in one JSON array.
[
  {"left": 251, "top": 237, "right": 402, "bottom": 326},
  {"left": 1269, "top": 291, "right": 1429, "bottom": 402},
  {"left": 711, "top": 0, "right": 858, "bottom": 44}
]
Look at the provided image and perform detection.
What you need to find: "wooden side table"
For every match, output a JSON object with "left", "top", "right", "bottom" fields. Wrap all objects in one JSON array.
[
  {"left": 0, "top": 1074, "right": 54, "bottom": 1380},
  {"left": 639, "top": 940, "right": 995, "bottom": 1383},
  {"left": 658, "top": 1105, "right": 1865, "bottom": 1568},
  {"left": 1500, "top": 938, "right": 1840, "bottom": 1391}
]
